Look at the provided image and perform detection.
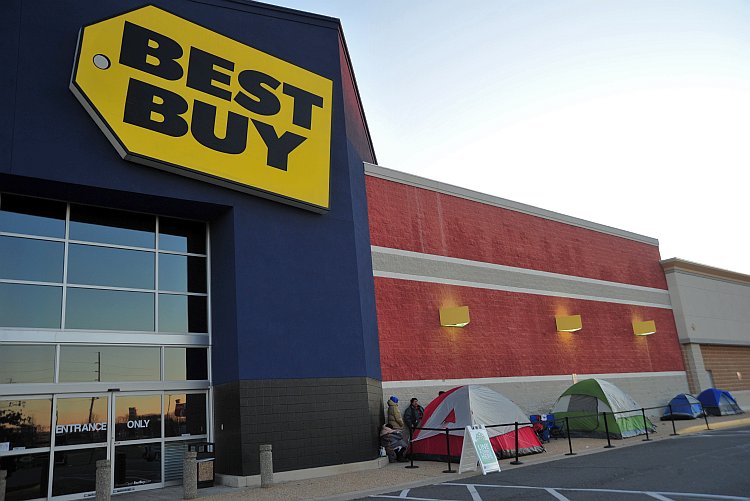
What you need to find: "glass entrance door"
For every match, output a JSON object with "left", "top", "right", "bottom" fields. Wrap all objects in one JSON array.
[
  {"left": 49, "top": 390, "right": 207, "bottom": 499},
  {"left": 111, "top": 393, "right": 163, "bottom": 494},
  {"left": 50, "top": 392, "right": 164, "bottom": 498},
  {"left": 51, "top": 394, "right": 109, "bottom": 499}
]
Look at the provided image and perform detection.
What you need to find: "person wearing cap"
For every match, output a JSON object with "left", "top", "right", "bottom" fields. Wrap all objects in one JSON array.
[{"left": 386, "top": 395, "right": 404, "bottom": 430}]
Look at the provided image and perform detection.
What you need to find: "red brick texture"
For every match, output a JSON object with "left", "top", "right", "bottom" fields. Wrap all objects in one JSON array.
[
  {"left": 366, "top": 176, "right": 667, "bottom": 289},
  {"left": 700, "top": 345, "right": 750, "bottom": 391},
  {"left": 375, "top": 277, "right": 684, "bottom": 382}
]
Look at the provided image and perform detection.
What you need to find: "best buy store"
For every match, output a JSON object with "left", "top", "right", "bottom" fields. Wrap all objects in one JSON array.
[{"left": 1, "top": 0, "right": 692, "bottom": 499}]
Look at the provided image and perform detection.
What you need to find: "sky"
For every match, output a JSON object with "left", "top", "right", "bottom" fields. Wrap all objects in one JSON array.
[{"left": 267, "top": 0, "right": 750, "bottom": 275}]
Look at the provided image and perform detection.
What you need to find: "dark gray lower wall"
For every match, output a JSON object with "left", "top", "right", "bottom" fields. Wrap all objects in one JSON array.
[{"left": 214, "top": 377, "right": 383, "bottom": 476}]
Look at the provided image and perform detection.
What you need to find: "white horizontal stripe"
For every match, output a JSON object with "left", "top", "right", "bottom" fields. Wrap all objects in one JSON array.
[
  {"left": 374, "top": 270, "right": 672, "bottom": 309},
  {"left": 372, "top": 245, "right": 670, "bottom": 296},
  {"left": 382, "top": 371, "right": 687, "bottom": 389}
]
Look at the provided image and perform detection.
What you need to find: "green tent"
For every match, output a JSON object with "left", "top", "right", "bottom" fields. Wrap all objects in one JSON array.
[{"left": 551, "top": 378, "right": 655, "bottom": 439}]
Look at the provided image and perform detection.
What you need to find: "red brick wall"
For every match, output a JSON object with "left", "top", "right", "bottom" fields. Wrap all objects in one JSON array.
[
  {"left": 366, "top": 176, "right": 667, "bottom": 289},
  {"left": 376, "top": 277, "right": 684, "bottom": 381}
]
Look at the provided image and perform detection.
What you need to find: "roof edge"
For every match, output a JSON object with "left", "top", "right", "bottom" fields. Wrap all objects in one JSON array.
[
  {"left": 365, "top": 163, "right": 659, "bottom": 246},
  {"left": 661, "top": 258, "right": 750, "bottom": 285}
]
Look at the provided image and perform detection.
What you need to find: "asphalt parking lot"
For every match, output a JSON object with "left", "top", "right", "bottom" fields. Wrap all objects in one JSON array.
[{"left": 364, "top": 426, "right": 750, "bottom": 501}]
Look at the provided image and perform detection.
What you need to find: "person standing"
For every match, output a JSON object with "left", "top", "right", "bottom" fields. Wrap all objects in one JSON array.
[
  {"left": 404, "top": 397, "right": 424, "bottom": 433},
  {"left": 387, "top": 395, "right": 404, "bottom": 430}
]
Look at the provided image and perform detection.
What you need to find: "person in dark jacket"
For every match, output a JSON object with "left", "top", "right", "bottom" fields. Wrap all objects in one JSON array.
[{"left": 403, "top": 398, "right": 424, "bottom": 432}]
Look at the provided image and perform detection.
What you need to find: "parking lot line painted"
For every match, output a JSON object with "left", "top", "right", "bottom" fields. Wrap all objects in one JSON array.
[
  {"left": 466, "top": 484, "right": 483, "bottom": 501},
  {"left": 647, "top": 493, "right": 676, "bottom": 501},
  {"left": 444, "top": 483, "right": 750, "bottom": 501},
  {"left": 545, "top": 487, "right": 571, "bottom": 501}
]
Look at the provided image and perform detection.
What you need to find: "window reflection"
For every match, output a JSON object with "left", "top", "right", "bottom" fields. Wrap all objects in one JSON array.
[
  {"left": 114, "top": 395, "right": 162, "bottom": 441},
  {"left": 164, "top": 393, "right": 207, "bottom": 437},
  {"left": 0, "top": 236, "right": 64, "bottom": 282},
  {"left": 59, "top": 346, "right": 160, "bottom": 383},
  {"left": 52, "top": 447, "right": 106, "bottom": 496},
  {"left": 160, "top": 217, "right": 206, "bottom": 254},
  {"left": 1, "top": 452, "right": 50, "bottom": 501},
  {"left": 65, "top": 288, "right": 154, "bottom": 331},
  {"left": 68, "top": 244, "right": 154, "bottom": 289},
  {"left": 54, "top": 397, "right": 108, "bottom": 446},
  {"left": 158, "top": 295, "right": 207, "bottom": 333},
  {"left": 0, "top": 283, "right": 62, "bottom": 329},
  {"left": 69, "top": 205, "right": 154, "bottom": 248},
  {"left": 0, "top": 399, "right": 52, "bottom": 449},
  {"left": 0, "top": 193, "right": 65, "bottom": 238},
  {"left": 164, "top": 348, "right": 208, "bottom": 381},
  {"left": 0, "top": 345, "right": 55, "bottom": 384},
  {"left": 114, "top": 443, "right": 161, "bottom": 489},
  {"left": 159, "top": 255, "right": 206, "bottom": 293}
]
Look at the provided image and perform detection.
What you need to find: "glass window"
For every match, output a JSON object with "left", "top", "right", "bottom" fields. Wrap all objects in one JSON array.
[
  {"left": 114, "top": 394, "right": 162, "bottom": 441},
  {"left": 0, "top": 399, "right": 52, "bottom": 449},
  {"left": 69, "top": 205, "right": 154, "bottom": 248},
  {"left": 0, "top": 345, "right": 55, "bottom": 384},
  {"left": 1, "top": 452, "right": 50, "bottom": 501},
  {"left": 65, "top": 288, "right": 154, "bottom": 331},
  {"left": 159, "top": 255, "right": 206, "bottom": 293},
  {"left": 54, "top": 397, "right": 108, "bottom": 446},
  {"left": 0, "top": 283, "right": 62, "bottom": 329},
  {"left": 67, "top": 244, "right": 154, "bottom": 289},
  {"left": 59, "top": 346, "right": 161, "bottom": 383},
  {"left": 0, "top": 236, "right": 64, "bottom": 282},
  {"left": 114, "top": 443, "right": 161, "bottom": 489},
  {"left": 52, "top": 447, "right": 106, "bottom": 496},
  {"left": 0, "top": 194, "right": 65, "bottom": 238},
  {"left": 158, "top": 295, "right": 207, "bottom": 333},
  {"left": 164, "top": 393, "right": 207, "bottom": 437},
  {"left": 160, "top": 217, "right": 206, "bottom": 254},
  {"left": 164, "top": 348, "right": 208, "bottom": 381}
]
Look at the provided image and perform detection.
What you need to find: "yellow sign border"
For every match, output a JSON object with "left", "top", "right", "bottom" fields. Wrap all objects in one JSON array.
[{"left": 69, "top": 4, "right": 333, "bottom": 213}]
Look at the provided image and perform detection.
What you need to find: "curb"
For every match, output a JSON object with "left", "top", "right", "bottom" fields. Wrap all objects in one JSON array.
[{"left": 678, "top": 416, "right": 750, "bottom": 435}]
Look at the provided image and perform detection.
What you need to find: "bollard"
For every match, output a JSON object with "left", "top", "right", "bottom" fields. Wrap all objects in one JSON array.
[
  {"left": 641, "top": 408, "right": 651, "bottom": 441},
  {"left": 564, "top": 417, "right": 576, "bottom": 456},
  {"left": 669, "top": 405, "right": 679, "bottom": 436},
  {"left": 1, "top": 469, "right": 6, "bottom": 501},
  {"left": 95, "top": 459, "right": 111, "bottom": 501},
  {"left": 602, "top": 412, "right": 615, "bottom": 448},
  {"left": 183, "top": 451, "right": 198, "bottom": 500},
  {"left": 510, "top": 422, "right": 522, "bottom": 465},
  {"left": 260, "top": 444, "right": 273, "bottom": 488},
  {"left": 701, "top": 404, "right": 711, "bottom": 430},
  {"left": 405, "top": 426, "right": 419, "bottom": 469},
  {"left": 442, "top": 429, "right": 455, "bottom": 473}
]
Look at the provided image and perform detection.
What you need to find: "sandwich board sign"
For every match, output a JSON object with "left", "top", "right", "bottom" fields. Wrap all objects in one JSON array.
[{"left": 458, "top": 425, "right": 501, "bottom": 474}]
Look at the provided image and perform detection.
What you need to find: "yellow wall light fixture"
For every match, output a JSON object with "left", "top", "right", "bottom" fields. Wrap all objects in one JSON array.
[
  {"left": 633, "top": 320, "right": 657, "bottom": 336},
  {"left": 555, "top": 315, "right": 582, "bottom": 332},
  {"left": 439, "top": 306, "right": 470, "bottom": 327}
]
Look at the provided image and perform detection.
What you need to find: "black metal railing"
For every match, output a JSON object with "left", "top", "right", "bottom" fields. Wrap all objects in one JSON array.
[{"left": 401, "top": 401, "right": 724, "bottom": 471}]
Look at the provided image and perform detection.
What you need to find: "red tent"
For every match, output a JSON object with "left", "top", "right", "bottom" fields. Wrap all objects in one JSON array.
[{"left": 410, "top": 385, "right": 544, "bottom": 460}]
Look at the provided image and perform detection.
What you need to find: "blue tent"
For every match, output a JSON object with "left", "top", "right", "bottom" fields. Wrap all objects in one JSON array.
[
  {"left": 697, "top": 388, "right": 743, "bottom": 416},
  {"left": 661, "top": 394, "right": 703, "bottom": 420}
]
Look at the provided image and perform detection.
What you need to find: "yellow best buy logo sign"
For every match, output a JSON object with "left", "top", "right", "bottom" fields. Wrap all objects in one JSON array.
[{"left": 71, "top": 5, "right": 333, "bottom": 211}]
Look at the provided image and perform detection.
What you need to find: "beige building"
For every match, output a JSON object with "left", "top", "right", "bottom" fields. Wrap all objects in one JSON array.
[{"left": 662, "top": 258, "right": 750, "bottom": 393}]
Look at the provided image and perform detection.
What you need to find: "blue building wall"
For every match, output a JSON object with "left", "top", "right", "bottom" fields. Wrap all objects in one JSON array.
[{"left": 2, "top": 0, "right": 382, "bottom": 475}]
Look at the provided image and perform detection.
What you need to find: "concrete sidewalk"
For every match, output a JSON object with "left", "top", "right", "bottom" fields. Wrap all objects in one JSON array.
[{"left": 122, "top": 390, "right": 750, "bottom": 501}]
